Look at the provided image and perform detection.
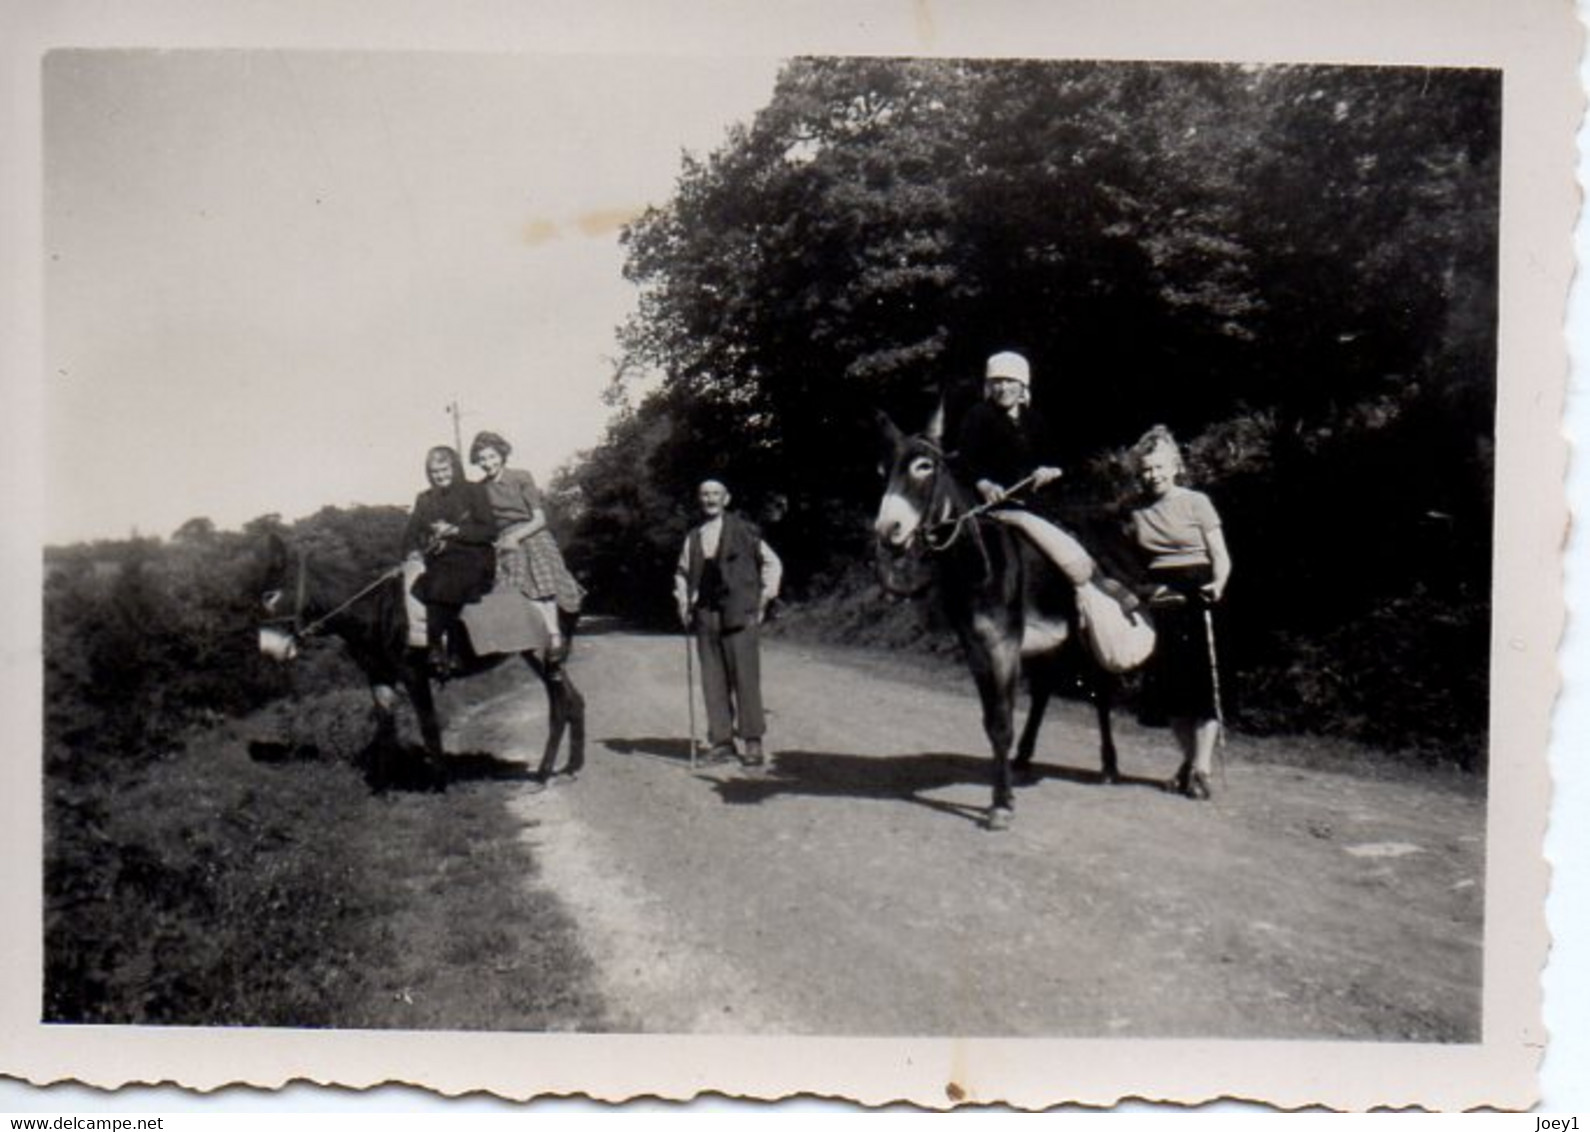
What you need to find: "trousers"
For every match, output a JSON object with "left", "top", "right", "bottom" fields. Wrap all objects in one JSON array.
[{"left": 694, "top": 608, "right": 765, "bottom": 746}]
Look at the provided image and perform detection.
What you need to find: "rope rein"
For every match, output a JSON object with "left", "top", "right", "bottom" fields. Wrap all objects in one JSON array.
[
  {"left": 919, "top": 471, "right": 1039, "bottom": 553},
  {"left": 265, "top": 550, "right": 404, "bottom": 644},
  {"left": 296, "top": 565, "right": 405, "bottom": 640}
]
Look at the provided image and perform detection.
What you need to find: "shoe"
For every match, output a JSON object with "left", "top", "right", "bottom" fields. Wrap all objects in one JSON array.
[
  {"left": 1185, "top": 770, "right": 1213, "bottom": 801},
  {"left": 703, "top": 742, "right": 737, "bottom": 765},
  {"left": 1164, "top": 764, "right": 1190, "bottom": 795},
  {"left": 742, "top": 738, "right": 765, "bottom": 768}
]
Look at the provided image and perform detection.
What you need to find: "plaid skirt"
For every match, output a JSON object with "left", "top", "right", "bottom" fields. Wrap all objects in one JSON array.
[{"left": 496, "top": 530, "right": 585, "bottom": 614}]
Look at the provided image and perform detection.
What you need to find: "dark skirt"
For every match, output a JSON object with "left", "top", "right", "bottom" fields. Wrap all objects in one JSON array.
[
  {"left": 1139, "top": 563, "right": 1226, "bottom": 725},
  {"left": 413, "top": 545, "right": 495, "bottom": 608}
]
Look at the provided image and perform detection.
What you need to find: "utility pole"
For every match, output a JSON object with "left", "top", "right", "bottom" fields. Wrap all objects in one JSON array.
[{"left": 446, "top": 400, "right": 463, "bottom": 456}]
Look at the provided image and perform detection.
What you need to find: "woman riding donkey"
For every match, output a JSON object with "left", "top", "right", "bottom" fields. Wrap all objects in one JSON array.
[
  {"left": 956, "top": 351, "right": 1139, "bottom": 618},
  {"left": 404, "top": 446, "right": 498, "bottom": 679},
  {"left": 468, "top": 430, "right": 585, "bottom": 665}
]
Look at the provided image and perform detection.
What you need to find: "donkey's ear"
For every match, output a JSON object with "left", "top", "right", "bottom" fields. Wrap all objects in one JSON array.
[
  {"left": 262, "top": 532, "right": 289, "bottom": 577},
  {"left": 924, "top": 397, "right": 946, "bottom": 445},
  {"left": 875, "top": 411, "right": 905, "bottom": 477},
  {"left": 875, "top": 409, "right": 905, "bottom": 448}
]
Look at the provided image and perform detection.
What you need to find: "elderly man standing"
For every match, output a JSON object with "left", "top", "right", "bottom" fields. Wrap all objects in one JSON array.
[{"left": 674, "top": 479, "right": 783, "bottom": 766}]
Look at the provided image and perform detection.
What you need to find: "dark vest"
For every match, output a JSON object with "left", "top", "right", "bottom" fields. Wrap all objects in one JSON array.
[{"left": 686, "top": 513, "right": 763, "bottom": 631}]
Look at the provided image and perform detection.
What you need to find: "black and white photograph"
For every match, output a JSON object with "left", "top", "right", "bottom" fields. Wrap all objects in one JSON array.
[{"left": 0, "top": 0, "right": 1578, "bottom": 1113}]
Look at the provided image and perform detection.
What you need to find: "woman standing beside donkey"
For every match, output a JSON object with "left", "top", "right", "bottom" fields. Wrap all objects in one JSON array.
[
  {"left": 1128, "top": 425, "right": 1233, "bottom": 800},
  {"left": 468, "top": 430, "right": 585, "bottom": 662}
]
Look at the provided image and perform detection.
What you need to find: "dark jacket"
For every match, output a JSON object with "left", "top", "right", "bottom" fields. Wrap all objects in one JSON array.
[
  {"left": 404, "top": 482, "right": 496, "bottom": 607},
  {"left": 685, "top": 513, "right": 766, "bottom": 632},
  {"left": 954, "top": 400, "right": 1063, "bottom": 491}
]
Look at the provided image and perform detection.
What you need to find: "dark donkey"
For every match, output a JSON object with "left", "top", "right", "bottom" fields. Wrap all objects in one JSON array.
[
  {"left": 256, "top": 534, "right": 584, "bottom": 788},
  {"left": 873, "top": 412, "right": 1119, "bottom": 829}
]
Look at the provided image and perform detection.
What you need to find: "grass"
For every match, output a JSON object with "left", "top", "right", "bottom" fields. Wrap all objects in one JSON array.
[{"left": 45, "top": 686, "right": 609, "bottom": 1030}]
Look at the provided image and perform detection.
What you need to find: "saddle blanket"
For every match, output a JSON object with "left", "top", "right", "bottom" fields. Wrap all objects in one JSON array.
[
  {"left": 404, "top": 559, "right": 550, "bottom": 656},
  {"left": 461, "top": 590, "right": 551, "bottom": 656}
]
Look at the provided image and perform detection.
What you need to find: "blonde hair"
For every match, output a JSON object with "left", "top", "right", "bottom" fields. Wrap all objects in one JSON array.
[{"left": 1131, "top": 424, "right": 1185, "bottom": 478}]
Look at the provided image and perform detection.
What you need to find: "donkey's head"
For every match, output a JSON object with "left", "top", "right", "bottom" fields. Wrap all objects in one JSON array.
[
  {"left": 873, "top": 408, "right": 953, "bottom": 596},
  {"left": 255, "top": 533, "right": 302, "bottom": 661}
]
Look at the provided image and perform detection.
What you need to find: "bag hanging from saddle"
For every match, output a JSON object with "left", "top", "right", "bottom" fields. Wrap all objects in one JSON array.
[
  {"left": 460, "top": 590, "right": 551, "bottom": 656},
  {"left": 1075, "top": 578, "right": 1156, "bottom": 673}
]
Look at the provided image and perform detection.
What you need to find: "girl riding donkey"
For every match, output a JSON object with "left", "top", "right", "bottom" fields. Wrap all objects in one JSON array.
[{"left": 468, "top": 430, "right": 585, "bottom": 666}]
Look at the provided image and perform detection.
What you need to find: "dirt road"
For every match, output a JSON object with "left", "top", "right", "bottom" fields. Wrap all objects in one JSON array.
[{"left": 447, "top": 624, "right": 1484, "bottom": 1040}]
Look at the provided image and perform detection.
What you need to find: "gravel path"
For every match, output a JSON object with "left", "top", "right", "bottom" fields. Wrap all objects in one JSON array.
[{"left": 454, "top": 625, "right": 1484, "bottom": 1040}]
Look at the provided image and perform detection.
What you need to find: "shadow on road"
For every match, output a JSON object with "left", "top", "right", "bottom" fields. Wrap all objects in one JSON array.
[
  {"left": 1014, "top": 761, "right": 1170, "bottom": 792},
  {"left": 710, "top": 749, "right": 990, "bottom": 825},
  {"left": 251, "top": 739, "right": 540, "bottom": 791},
  {"left": 443, "top": 749, "right": 543, "bottom": 783},
  {"left": 598, "top": 737, "right": 1171, "bottom": 824},
  {"left": 601, "top": 735, "right": 697, "bottom": 764},
  {"left": 711, "top": 748, "right": 1169, "bottom": 826}
]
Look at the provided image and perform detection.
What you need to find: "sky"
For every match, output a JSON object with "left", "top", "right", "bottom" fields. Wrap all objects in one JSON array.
[{"left": 42, "top": 49, "right": 782, "bottom": 545}]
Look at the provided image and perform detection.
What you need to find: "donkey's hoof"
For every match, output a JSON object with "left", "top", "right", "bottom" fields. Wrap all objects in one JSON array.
[
  {"left": 1101, "top": 767, "right": 1121, "bottom": 786},
  {"left": 987, "top": 806, "right": 1014, "bottom": 832},
  {"left": 1012, "top": 761, "right": 1037, "bottom": 786}
]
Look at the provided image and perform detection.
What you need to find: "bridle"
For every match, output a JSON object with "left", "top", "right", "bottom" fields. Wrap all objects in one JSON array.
[
  {"left": 902, "top": 439, "right": 1037, "bottom": 555},
  {"left": 263, "top": 547, "right": 403, "bottom": 646}
]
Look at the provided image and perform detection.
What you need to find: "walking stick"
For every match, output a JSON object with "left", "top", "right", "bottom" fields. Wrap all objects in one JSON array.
[
  {"left": 1203, "top": 604, "right": 1228, "bottom": 787},
  {"left": 684, "top": 628, "right": 699, "bottom": 770}
]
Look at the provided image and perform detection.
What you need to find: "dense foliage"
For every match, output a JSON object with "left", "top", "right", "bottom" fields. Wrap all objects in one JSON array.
[
  {"left": 559, "top": 58, "right": 1498, "bottom": 762},
  {"left": 45, "top": 506, "right": 411, "bottom": 1021},
  {"left": 44, "top": 506, "right": 409, "bottom": 775}
]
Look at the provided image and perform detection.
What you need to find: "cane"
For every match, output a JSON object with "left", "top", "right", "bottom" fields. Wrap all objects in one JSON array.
[
  {"left": 684, "top": 628, "right": 699, "bottom": 771},
  {"left": 1203, "top": 604, "right": 1228, "bottom": 787}
]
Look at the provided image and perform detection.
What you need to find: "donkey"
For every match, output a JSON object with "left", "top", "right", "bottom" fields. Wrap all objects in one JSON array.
[
  {"left": 873, "top": 412, "right": 1119, "bottom": 829},
  {"left": 256, "top": 534, "right": 584, "bottom": 789}
]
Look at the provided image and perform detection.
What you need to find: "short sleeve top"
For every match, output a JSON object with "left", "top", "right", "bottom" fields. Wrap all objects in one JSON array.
[
  {"left": 1130, "top": 487, "right": 1222, "bottom": 568},
  {"left": 482, "top": 467, "right": 542, "bottom": 529}
]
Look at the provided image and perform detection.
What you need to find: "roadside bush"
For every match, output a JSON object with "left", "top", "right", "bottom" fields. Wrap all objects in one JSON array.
[{"left": 1239, "top": 584, "right": 1490, "bottom": 767}]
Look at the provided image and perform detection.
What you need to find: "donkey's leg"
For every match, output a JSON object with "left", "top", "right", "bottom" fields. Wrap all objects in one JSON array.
[
  {"left": 1093, "top": 669, "right": 1120, "bottom": 784},
  {"left": 398, "top": 661, "right": 449, "bottom": 790},
  {"left": 1014, "top": 655, "right": 1056, "bottom": 781},
  {"left": 365, "top": 682, "right": 402, "bottom": 790},
  {"left": 399, "top": 660, "right": 444, "bottom": 756},
  {"left": 966, "top": 630, "right": 1021, "bottom": 828},
  {"left": 561, "top": 670, "right": 586, "bottom": 778},
  {"left": 522, "top": 654, "right": 563, "bottom": 783},
  {"left": 369, "top": 683, "right": 400, "bottom": 745},
  {"left": 525, "top": 653, "right": 585, "bottom": 783}
]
